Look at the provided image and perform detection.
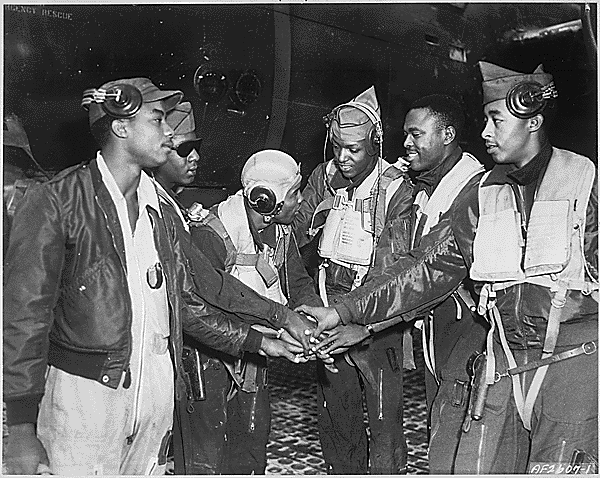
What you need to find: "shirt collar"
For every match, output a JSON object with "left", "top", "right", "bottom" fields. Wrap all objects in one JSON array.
[
  {"left": 507, "top": 141, "right": 553, "bottom": 186},
  {"left": 96, "top": 151, "right": 162, "bottom": 217},
  {"left": 483, "top": 142, "right": 553, "bottom": 187},
  {"left": 328, "top": 156, "right": 379, "bottom": 192}
]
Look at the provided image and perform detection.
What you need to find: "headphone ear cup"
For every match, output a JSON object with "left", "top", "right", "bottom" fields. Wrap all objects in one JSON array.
[
  {"left": 248, "top": 186, "right": 277, "bottom": 215},
  {"left": 366, "top": 124, "right": 382, "bottom": 156},
  {"left": 506, "top": 82, "right": 546, "bottom": 119},
  {"left": 102, "top": 84, "right": 143, "bottom": 119}
]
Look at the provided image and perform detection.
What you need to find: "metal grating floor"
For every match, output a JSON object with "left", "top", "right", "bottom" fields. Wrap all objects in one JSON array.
[{"left": 264, "top": 343, "right": 429, "bottom": 475}]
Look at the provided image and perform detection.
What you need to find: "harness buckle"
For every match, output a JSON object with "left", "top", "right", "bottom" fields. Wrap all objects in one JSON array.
[{"left": 583, "top": 341, "right": 597, "bottom": 355}]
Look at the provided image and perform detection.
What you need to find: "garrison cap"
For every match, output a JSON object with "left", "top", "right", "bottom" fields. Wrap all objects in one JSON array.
[
  {"left": 479, "top": 61, "right": 553, "bottom": 106},
  {"left": 88, "top": 77, "right": 183, "bottom": 126}
]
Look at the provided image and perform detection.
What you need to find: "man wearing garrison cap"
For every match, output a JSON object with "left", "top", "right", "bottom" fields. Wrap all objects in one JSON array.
[
  {"left": 298, "top": 63, "right": 598, "bottom": 473},
  {"left": 2, "top": 77, "right": 311, "bottom": 475},
  {"left": 293, "top": 86, "right": 414, "bottom": 474}
]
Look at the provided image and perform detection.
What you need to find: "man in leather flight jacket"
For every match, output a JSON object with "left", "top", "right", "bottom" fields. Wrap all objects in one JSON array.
[
  {"left": 299, "top": 63, "right": 598, "bottom": 473},
  {"left": 153, "top": 103, "right": 315, "bottom": 474},
  {"left": 3, "top": 78, "right": 308, "bottom": 476}
]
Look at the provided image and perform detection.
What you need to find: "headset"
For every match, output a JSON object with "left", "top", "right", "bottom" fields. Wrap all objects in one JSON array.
[
  {"left": 506, "top": 81, "right": 558, "bottom": 119},
  {"left": 246, "top": 185, "right": 283, "bottom": 216},
  {"left": 322, "top": 100, "right": 383, "bottom": 157},
  {"left": 81, "top": 84, "right": 143, "bottom": 119}
]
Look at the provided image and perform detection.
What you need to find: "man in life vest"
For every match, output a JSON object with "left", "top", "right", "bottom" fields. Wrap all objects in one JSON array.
[
  {"left": 180, "top": 149, "right": 324, "bottom": 474},
  {"left": 300, "top": 63, "right": 598, "bottom": 473},
  {"left": 152, "top": 105, "right": 319, "bottom": 474},
  {"left": 293, "top": 86, "right": 414, "bottom": 474}
]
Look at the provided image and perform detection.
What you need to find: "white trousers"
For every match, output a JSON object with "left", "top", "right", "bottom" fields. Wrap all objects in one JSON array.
[{"left": 37, "top": 342, "right": 173, "bottom": 475}]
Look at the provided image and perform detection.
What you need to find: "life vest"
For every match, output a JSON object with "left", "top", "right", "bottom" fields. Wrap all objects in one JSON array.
[
  {"left": 198, "top": 190, "right": 289, "bottom": 305},
  {"left": 312, "top": 158, "right": 405, "bottom": 272},
  {"left": 411, "top": 153, "right": 485, "bottom": 381},
  {"left": 471, "top": 147, "right": 598, "bottom": 431},
  {"left": 413, "top": 152, "right": 484, "bottom": 245},
  {"left": 471, "top": 147, "right": 596, "bottom": 292}
]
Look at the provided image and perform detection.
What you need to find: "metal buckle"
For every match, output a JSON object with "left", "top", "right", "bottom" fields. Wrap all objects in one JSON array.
[{"left": 583, "top": 341, "right": 597, "bottom": 355}]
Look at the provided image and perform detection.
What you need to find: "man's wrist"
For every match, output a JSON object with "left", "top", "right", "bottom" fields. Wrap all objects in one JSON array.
[
  {"left": 271, "top": 303, "right": 289, "bottom": 328},
  {"left": 330, "top": 299, "right": 356, "bottom": 325},
  {"left": 242, "top": 328, "right": 264, "bottom": 354},
  {"left": 5, "top": 395, "right": 42, "bottom": 427}
]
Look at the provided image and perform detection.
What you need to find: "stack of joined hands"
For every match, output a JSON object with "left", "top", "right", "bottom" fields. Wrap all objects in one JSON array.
[{"left": 253, "top": 305, "right": 371, "bottom": 374}]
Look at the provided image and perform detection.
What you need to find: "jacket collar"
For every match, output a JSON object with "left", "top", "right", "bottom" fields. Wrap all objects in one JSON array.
[
  {"left": 414, "top": 146, "right": 463, "bottom": 198},
  {"left": 95, "top": 151, "right": 162, "bottom": 217},
  {"left": 89, "top": 155, "right": 127, "bottom": 273}
]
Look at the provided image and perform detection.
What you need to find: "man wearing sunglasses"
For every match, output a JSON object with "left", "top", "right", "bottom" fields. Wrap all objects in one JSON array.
[{"left": 154, "top": 102, "right": 202, "bottom": 197}]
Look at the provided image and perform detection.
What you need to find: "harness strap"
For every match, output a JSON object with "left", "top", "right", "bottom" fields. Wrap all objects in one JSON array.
[
  {"left": 521, "top": 285, "right": 568, "bottom": 429},
  {"left": 485, "top": 284, "right": 572, "bottom": 431},
  {"left": 191, "top": 210, "right": 238, "bottom": 273},
  {"left": 500, "top": 341, "right": 596, "bottom": 378},
  {"left": 421, "top": 312, "right": 438, "bottom": 383},
  {"left": 308, "top": 197, "right": 335, "bottom": 237},
  {"left": 317, "top": 262, "right": 329, "bottom": 307},
  {"left": 491, "top": 276, "right": 599, "bottom": 299},
  {"left": 235, "top": 253, "right": 260, "bottom": 266},
  {"left": 489, "top": 303, "right": 526, "bottom": 425}
]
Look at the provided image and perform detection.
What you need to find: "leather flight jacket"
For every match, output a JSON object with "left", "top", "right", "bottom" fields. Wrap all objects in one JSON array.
[{"left": 4, "top": 158, "right": 255, "bottom": 426}]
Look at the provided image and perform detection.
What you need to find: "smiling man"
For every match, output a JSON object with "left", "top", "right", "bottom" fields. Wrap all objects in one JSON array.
[
  {"left": 299, "top": 62, "right": 598, "bottom": 474},
  {"left": 293, "top": 86, "right": 414, "bottom": 475},
  {"left": 400, "top": 94, "right": 488, "bottom": 473}
]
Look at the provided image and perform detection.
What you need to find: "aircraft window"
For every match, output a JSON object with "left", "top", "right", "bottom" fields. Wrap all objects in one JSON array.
[
  {"left": 232, "top": 70, "right": 262, "bottom": 108},
  {"left": 194, "top": 67, "right": 228, "bottom": 103}
]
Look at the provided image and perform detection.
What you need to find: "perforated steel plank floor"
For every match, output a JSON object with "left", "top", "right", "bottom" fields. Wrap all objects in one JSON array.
[{"left": 265, "top": 343, "right": 430, "bottom": 475}]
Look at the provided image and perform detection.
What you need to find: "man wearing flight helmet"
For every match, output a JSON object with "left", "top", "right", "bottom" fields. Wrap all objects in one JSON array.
[
  {"left": 183, "top": 149, "right": 324, "bottom": 474},
  {"left": 153, "top": 105, "right": 318, "bottom": 474},
  {"left": 299, "top": 63, "right": 598, "bottom": 473},
  {"left": 293, "top": 86, "right": 414, "bottom": 474},
  {"left": 2, "top": 78, "right": 302, "bottom": 475}
]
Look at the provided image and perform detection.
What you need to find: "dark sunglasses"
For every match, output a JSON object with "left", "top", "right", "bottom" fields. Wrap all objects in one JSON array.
[{"left": 174, "top": 139, "right": 202, "bottom": 158}]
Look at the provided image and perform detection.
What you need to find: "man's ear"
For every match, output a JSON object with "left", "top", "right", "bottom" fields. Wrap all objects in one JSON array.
[
  {"left": 528, "top": 114, "right": 544, "bottom": 133},
  {"left": 111, "top": 118, "right": 128, "bottom": 139},
  {"left": 443, "top": 125, "right": 456, "bottom": 145}
]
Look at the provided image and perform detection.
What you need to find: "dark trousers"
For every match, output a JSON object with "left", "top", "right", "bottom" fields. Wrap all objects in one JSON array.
[
  {"left": 317, "top": 328, "right": 408, "bottom": 474},
  {"left": 173, "top": 354, "right": 271, "bottom": 475},
  {"left": 453, "top": 338, "right": 598, "bottom": 474},
  {"left": 425, "top": 302, "right": 489, "bottom": 474}
]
